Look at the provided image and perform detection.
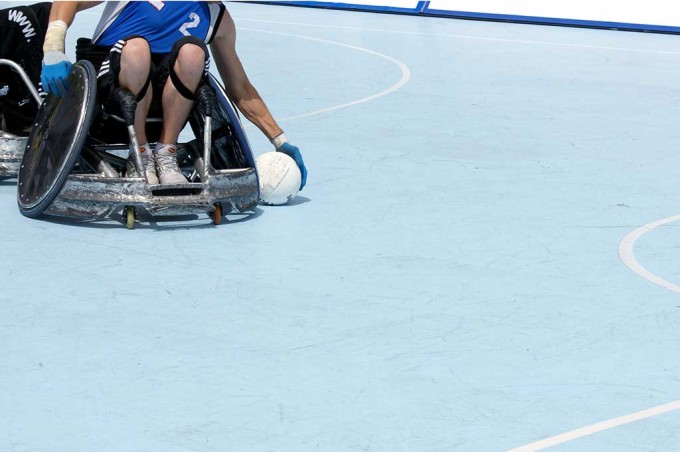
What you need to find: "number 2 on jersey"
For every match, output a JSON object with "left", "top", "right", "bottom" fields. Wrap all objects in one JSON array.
[
  {"left": 147, "top": 1, "right": 201, "bottom": 36},
  {"left": 179, "top": 13, "right": 200, "bottom": 36}
]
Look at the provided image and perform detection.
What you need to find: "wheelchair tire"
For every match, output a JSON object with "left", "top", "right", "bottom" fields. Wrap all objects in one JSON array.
[{"left": 17, "top": 61, "right": 97, "bottom": 218}]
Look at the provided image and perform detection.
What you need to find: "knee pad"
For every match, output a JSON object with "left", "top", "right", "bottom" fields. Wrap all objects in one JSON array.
[{"left": 167, "top": 36, "right": 209, "bottom": 101}]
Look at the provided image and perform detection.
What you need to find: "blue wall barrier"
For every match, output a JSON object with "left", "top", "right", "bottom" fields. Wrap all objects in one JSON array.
[
  {"left": 263, "top": 1, "right": 426, "bottom": 14},
  {"left": 256, "top": 1, "right": 680, "bottom": 34}
]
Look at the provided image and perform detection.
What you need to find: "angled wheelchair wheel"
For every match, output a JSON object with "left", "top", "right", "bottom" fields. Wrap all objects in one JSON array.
[
  {"left": 188, "top": 75, "right": 256, "bottom": 171},
  {"left": 17, "top": 61, "right": 98, "bottom": 218},
  {"left": 210, "top": 76, "right": 255, "bottom": 166}
]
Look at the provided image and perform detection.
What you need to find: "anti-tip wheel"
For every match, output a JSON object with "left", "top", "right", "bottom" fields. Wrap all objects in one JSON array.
[
  {"left": 212, "top": 203, "right": 222, "bottom": 225},
  {"left": 124, "top": 206, "right": 136, "bottom": 229}
]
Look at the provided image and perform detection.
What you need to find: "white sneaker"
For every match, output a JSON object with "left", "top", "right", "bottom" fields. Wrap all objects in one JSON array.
[
  {"left": 155, "top": 143, "right": 188, "bottom": 184},
  {"left": 126, "top": 145, "right": 159, "bottom": 184}
]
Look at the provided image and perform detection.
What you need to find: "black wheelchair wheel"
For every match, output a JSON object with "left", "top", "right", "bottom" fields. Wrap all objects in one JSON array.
[{"left": 17, "top": 61, "right": 97, "bottom": 218}]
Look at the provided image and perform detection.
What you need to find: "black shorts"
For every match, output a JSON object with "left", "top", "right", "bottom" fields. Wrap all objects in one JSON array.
[{"left": 77, "top": 35, "right": 209, "bottom": 119}]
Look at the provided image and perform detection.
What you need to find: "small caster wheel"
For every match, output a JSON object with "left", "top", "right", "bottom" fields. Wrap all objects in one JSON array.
[
  {"left": 124, "top": 206, "right": 136, "bottom": 229},
  {"left": 211, "top": 203, "right": 222, "bottom": 225}
]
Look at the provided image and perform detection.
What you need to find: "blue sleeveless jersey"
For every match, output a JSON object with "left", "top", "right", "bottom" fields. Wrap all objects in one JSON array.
[{"left": 93, "top": 1, "right": 223, "bottom": 54}]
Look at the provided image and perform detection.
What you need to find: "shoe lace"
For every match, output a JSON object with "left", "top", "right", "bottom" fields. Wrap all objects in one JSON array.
[
  {"left": 155, "top": 152, "right": 181, "bottom": 174},
  {"left": 128, "top": 149, "right": 155, "bottom": 176},
  {"left": 140, "top": 152, "right": 156, "bottom": 173}
]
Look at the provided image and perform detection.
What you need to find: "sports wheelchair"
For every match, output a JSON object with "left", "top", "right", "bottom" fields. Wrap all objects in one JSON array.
[
  {"left": 16, "top": 60, "right": 259, "bottom": 228},
  {"left": 0, "top": 59, "right": 42, "bottom": 180}
]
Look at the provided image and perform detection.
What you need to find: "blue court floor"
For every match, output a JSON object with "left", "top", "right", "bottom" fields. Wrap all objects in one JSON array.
[{"left": 1, "top": 2, "right": 680, "bottom": 451}]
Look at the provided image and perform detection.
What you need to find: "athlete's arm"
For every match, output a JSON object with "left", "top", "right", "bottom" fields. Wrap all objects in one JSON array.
[
  {"left": 44, "top": 1, "right": 102, "bottom": 54},
  {"left": 48, "top": 1, "right": 102, "bottom": 26},
  {"left": 41, "top": 1, "right": 102, "bottom": 96},
  {"left": 210, "top": 9, "right": 283, "bottom": 141},
  {"left": 210, "top": 8, "right": 308, "bottom": 189}
]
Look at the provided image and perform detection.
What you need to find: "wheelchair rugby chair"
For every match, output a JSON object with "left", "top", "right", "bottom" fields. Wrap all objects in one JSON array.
[{"left": 16, "top": 59, "right": 259, "bottom": 228}]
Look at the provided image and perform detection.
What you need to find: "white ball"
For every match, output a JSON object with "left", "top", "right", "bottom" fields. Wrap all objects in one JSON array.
[{"left": 255, "top": 151, "right": 301, "bottom": 206}]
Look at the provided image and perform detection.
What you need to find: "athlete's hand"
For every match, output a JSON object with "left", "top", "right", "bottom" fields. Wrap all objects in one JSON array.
[
  {"left": 277, "top": 142, "right": 307, "bottom": 190},
  {"left": 41, "top": 51, "right": 72, "bottom": 97}
]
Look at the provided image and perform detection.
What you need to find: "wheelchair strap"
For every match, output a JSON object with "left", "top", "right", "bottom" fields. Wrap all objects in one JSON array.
[
  {"left": 169, "top": 65, "right": 201, "bottom": 101},
  {"left": 167, "top": 36, "right": 209, "bottom": 101},
  {"left": 136, "top": 74, "right": 151, "bottom": 102}
]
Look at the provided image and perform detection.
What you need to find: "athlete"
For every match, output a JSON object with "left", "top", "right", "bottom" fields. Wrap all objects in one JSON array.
[
  {"left": 42, "top": 1, "right": 307, "bottom": 187},
  {"left": 0, "top": 2, "right": 51, "bottom": 135}
]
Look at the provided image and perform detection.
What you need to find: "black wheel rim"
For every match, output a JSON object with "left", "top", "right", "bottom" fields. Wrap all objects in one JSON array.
[{"left": 17, "top": 61, "right": 97, "bottom": 218}]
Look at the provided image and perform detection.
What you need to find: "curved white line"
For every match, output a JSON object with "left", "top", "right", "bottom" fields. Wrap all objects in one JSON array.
[
  {"left": 73, "top": 17, "right": 411, "bottom": 123},
  {"left": 619, "top": 214, "right": 680, "bottom": 294},
  {"left": 508, "top": 400, "right": 680, "bottom": 451},
  {"left": 237, "top": 27, "right": 411, "bottom": 122},
  {"left": 511, "top": 216, "right": 680, "bottom": 451}
]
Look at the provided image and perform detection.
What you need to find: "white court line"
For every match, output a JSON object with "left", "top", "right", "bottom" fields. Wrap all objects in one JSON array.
[
  {"left": 237, "top": 27, "right": 411, "bottom": 122},
  {"left": 509, "top": 216, "right": 680, "bottom": 451},
  {"left": 508, "top": 400, "right": 680, "bottom": 451},
  {"left": 233, "top": 17, "right": 680, "bottom": 56},
  {"left": 619, "top": 214, "right": 680, "bottom": 294}
]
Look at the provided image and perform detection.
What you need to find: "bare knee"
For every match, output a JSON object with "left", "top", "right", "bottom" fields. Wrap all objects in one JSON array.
[
  {"left": 121, "top": 38, "right": 151, "bottom": 66},
  {"left": 119, "top": 38, "right": 151, "bottom": 93}
]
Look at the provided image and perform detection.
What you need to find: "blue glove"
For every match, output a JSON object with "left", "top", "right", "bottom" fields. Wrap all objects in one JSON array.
[
  {"left": 41, "top": 51, "right": 72, "bottom": 97},
  {"left": 278, "top": 142, "right": 307, "bottom": 190}
]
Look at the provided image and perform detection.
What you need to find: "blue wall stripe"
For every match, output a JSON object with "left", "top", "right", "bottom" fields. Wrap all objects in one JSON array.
[
  {"left": 423, "top": 7, "right": 680, "bottom": 34},
  {"left": 251, "top": 1, "right": 680, "bottom": 35},
  {"left": 265, "top": 1, "right": 422, "bottom": 14}
]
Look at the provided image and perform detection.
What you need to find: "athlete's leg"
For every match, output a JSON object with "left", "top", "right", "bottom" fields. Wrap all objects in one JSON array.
[
  {"left": 118, "top": 39, "right": 158, "bottom": 182},
  {"left": 118, "top": 37, "right": 152, "bottom": 145},
  {"left": 154, "top": 37, "right": 209, "bottom": 184},
  {"left": 159, "top": 40, "right": 207, "bottom": 144},
  {"left": 96, "top": 37, "right": 157, "bottom": 182}
]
